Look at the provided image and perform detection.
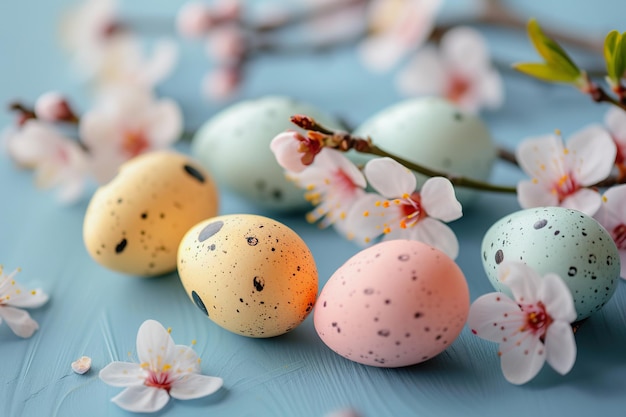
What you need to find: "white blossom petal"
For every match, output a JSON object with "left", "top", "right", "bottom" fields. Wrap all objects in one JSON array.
[
  {"left": 441, "top": 26, "right": 490, "bottom": 77},
  {"left": 5, "top": 288, "right": 48, "bottom": 309},
  {"left": 99, "top": 362, "right": 146, "bottom": 387},
  {"left": 173, "top": 345, "right": 201, "bottom": 374},
  {"left": 345, "top": 193, "right": 388, "bottom": 245},
  {"left": 498, "top": 262, "right": 540, "bottom": 305},
  {"left": 560, "top": 188, "right": 602, "bottom": 216},
  {"left": 500, "top": 335, "right": 546, "bottom": 385},
  {"left": 270, "top": 132, "right": 306, "bottom": 173},
  {"left": 545, "top": 320, "right": 577, "bottom": 375},
  {"left": 420, "top": 177, "right": 462, "bottom": 222},
  {"left": 408, "top": 218, "right": 459, "bottom": 259},
  {"left": 516, "top": 134, "right": 565, "bottom": 182},
  {"left": 516, "top": 180, "right": 559, "bottom": 209},
  {"left": 111, "top": 385, "right": 170, "bottom": 413},
  {"left": 605, "top": 107, "right": 626, "bottom": 143},
  {"left": 364, "top": 157, "right": 416, "bottom": 198},
  {"left": 169, "top": 374, "right": 223, "bottom": 400},
  {"left": 0, "top": 306, "right": 40, "bottom": 338},
  {"left": 136, "top": 320, "right": 176, "bottom": 366},
  {"left": 396, "top": 47, "right": 445, "bottom": 96},
  {"left": 145, "top": 98, "right": 183, "bottom": 147},
  {"left": 539, "top": 274, "right": 577, "bottom": 323},
  {"left": 467, "top": 293, "right": 523, "bottom": 342},
  {"left": 567, "top": 125, "right": 616, "bottom": 186}
]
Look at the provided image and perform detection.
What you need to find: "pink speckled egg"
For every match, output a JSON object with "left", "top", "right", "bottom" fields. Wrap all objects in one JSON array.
[{"left": 314, "top": 240, "right": 469, "bottom": 367}]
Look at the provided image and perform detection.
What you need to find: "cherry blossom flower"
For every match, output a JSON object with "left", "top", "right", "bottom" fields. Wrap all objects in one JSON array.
[
  {"left": 6, "top": 121, "right": 90, "bottom": 203},
  {"left": 604, "top": 107, "right": 626, "bottom": 178},
  {"left": 177, "top": 0, "right": 242, "bottom": 38},
  {"left": 468, "top": 261, "right": 577, "bottom": 385},
  {"left": 270, "top": 130, "right": 324, "bottom": 173},
  {"left": 516, "top": 126, "right": 616, "bottom": 216},
  {"left": 301, "top": 0, "right": 368, "bottom": 46},
  {"left": 0, "top": 267, "right": 49, "bottom": 338},
  {"left": 346, "top": 157, "right": 462, "bottom": 258},
  {"left": 396, "top": 26, "right": 503, "bottom": 114},
  {"left": 206, "top": 25, "right": 247, "bottom": 65},
  {"left": 99, "top": 319, "right": 223, "bottom": 413},
  {"left": 358, "top": 0, "right": 441, "bottom": 72},
  {"left": 594, "top": 184, "right": 626, "bottom": 279},
  {"left": 285, "top": 148, "right": 366, "bottom": 234},
  {"left": 79, "top": 88, "right": 183, "bottom": 183}
]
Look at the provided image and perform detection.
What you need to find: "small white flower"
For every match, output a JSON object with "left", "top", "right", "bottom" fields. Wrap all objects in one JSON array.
[
  {"left": 6, "top": 120, "right": 90, "bottom": 203},
  {"left": 516, "top": 126, "right": 616, "bottom": 216},
  {"left": 79, "top": 87, "right": 183, "bottom": 183},
  {"left": 346, "top": 157, "right": 462, "bottom": 258},
  {"left": 594, "top": 184, "right": 626, "bottom": 279},
  {"left": 396, "top": 26, "right": 503, "bottom": 114},
  {"left": 99, "top": 319, "right": 223, "bottom": 413},
  {"left": 468, "top": 261, "right": 577, "bottom": 385},
  {"left": 358, "top": 0, "right": 442, "bottom": 72},
  {"left": 0, "top": 267, "right": 49, "bottom": 338},
  {"left": 287, "top": 148, "right": 366, "bottom": 235},
  {"left": 72, "top": 356, "right": 93, "bottom": 375}
]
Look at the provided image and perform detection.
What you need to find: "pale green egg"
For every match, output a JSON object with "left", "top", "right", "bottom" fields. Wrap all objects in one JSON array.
[
  {"left": 481, "top": 207, "right": 620, "bottom": 320},
  {"left": 352, "top": 97, "right": 496, "bottom": 205},
  {"left": 191, "top": 96, "right": 342, "bottom": 211}
]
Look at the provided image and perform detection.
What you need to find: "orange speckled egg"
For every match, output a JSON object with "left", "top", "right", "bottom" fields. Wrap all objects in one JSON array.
[
  {"left": 314, "top": 240, "right": 469, "bottom": 367},
  {"left": 177, "top": 214, "right": 318, "bottom": 338},
  {"left": 83, "top": 151, "right": 219, "bottom": 276}
]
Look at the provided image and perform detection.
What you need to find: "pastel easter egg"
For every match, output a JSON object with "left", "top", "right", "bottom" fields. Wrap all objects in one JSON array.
[
  {"left": 352, "top": 97, "right": 496, "bottom": 204},
  {"left": 177, "top": 214, "right": 318, "bottom": 338},
  {"left": 83, "top": 151, "right": 219, "bottom": 276},
  {"left": 191, "top": 96, "right": 342, "bottom": 211},
  {"left": 481, "top": 207, "right": 620, "bottom": 320},
  {"left": 314, "top": 240, "right": 469, "bottom": 367}
]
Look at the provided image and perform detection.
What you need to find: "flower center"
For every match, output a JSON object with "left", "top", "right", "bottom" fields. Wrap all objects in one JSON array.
[
  {"left": 551, "top": 172, "right": 578, "bottom": 202},
  {"left": 399, "top": 192, "right": 426, "bottom": 229},
  {"left": 145, "top": 368, "right": 173, "bottom": 392},
  {"left": 521, "top": 301, "right": 552, "bottom": 337},
  {"left": 446, "top": 74, "right": 470, "bottom": 103},
  {"left": 122, "top": 129, "right": 149, "bottom": 157},
  {"left": 612, "top": 224, "right": 626, "bottom": 249}
]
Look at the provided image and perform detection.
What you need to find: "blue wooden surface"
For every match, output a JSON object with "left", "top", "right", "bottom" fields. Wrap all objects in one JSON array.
[{"left": 2, "top": 1, "right": 626, "bottom": 416}]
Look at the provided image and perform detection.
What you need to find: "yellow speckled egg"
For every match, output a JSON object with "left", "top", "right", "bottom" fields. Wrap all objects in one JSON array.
[
  {"left": 177, "top": 214, "right": 318, "bottom": 338},
  {"left": 83, "top": 151, "right": 219, "bottom": 276}
]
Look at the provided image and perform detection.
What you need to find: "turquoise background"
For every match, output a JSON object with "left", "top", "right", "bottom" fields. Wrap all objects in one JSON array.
[{"left": 1, "top": 1, "right": 625, "bottom": 416}]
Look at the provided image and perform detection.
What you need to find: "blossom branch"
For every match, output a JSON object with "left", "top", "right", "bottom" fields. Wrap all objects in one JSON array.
[{"left": 290, "top": 115, "right": 517, "bottom": 194}]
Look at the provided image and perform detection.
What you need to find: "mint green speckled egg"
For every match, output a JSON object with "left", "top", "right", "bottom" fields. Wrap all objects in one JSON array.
[
  {"left": 191, "top": 96, "right": 342, "bottom": 211},
  {"left": 352, "top": 97, "right": 496, "bottom": 205},
  {"left": 481, "top": 207, "right": 620, "bottom": 320}
]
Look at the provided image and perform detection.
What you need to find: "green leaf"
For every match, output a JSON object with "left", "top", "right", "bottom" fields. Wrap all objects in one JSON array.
[
  {"left": 527, "top": 19, "right": 581, "bottom": 78},
  {"left": 513, "top": 62, "right": 581, "bottom": 84},
  {"left": 604, "top": 30, "right": 626, "bottom": 86}
]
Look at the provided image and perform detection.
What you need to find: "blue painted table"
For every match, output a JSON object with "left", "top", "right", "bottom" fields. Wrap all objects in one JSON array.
[{"left": 1, "top": 1, "right": 625, "bottom": 416}]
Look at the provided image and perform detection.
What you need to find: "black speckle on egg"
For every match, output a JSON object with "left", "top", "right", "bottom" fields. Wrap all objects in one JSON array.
[
  {"left": 253, "top": 276, "right": 265, "bottom": 291},
  {"left": 453, "top": 112, "right": 463, "bottom": 121},
  {"left": 140, "top": 212, "right": 148, "bottom": 219},
  {"left": 247, "top": 236, "right": 258, "bottom": 246},
  {"left": 192, "top": 291, "right": 209, "bottom": 316},
  {"left": 115, "top": 238, "right": 127, "bottom": 254},
  {"left": 398, "top": 254, "right": 410, "bottom": 261},
  {"left": 363, "top": 288, "right": 374, "bottom": 295},
  {"left": 495, "top": 249, "right": 504, "bottom": 264},
  {"left": 199, "top": 221, "right": 224, "bottom": 242},
  {"left": 588, "top": 254, "right": 597, "bottom": 264},
  {"left": 271, "top": 189, "right": 283, "bottom": 200},
  {"left": 183, "top": 164, "right": 205, "bottom": 183},
  {"left": 534, "top": 219, "right": 547, "bottom": 229},
  {"left": 377, "top": 329, "right": 390, "bottom": 337},
  {"left": 568, "top": 266, "right": 577, "bottom": 277}
]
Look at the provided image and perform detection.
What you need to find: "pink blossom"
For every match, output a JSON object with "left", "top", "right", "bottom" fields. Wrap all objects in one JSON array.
[
  {"left": 396, "top": 26, "right": 503, "bottom": 114},
  {"left": 7, "top": 120, "right": 90, "bottom": 203},
  {"left": 206, "top": 25, "right": 247, "bottom": 64},
  {"left": 468, "top": 261, "right": 577, "bottom": 384},
  {"left": 176, "top": 2, "right": 215, "bottom": 38},
  {"left": 604, "top": 107, "right": 626, "bottom": 177},
  {"left": 359, "top": 0, "right": 441, "bottom": 72},
  {"left": 79, "top": 88, "right": 183, "bottom": 183},
  {"left": 270, "top": 130, "right": 323, "bottom": 173},
  {"left": 516, "top": 126, "right": 616, "bottom": 216}
]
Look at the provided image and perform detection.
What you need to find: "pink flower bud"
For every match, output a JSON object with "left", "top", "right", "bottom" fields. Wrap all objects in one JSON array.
[
  {"left": 270, "top": 131, "right": 309, "bottom": 173},
  {"left": 34, "top": 92, "right": 75, "bottom": 122},
  {"left": 207, "top": 25, "right": 246, "bottom": 64},
  {"left": 202, "top": 68, "right": 241, "bottom": 101},
  {"left": 214, "top": 0, "right": 241, "bottom": 21},
  {"left": 176, "top": 2, "right": 215, "bottom": 38}
]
